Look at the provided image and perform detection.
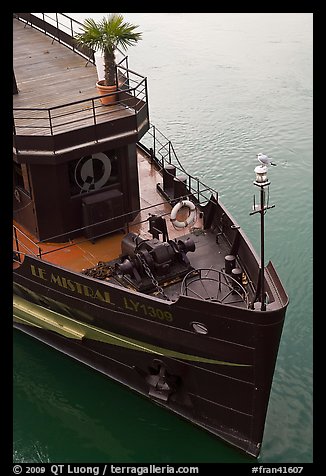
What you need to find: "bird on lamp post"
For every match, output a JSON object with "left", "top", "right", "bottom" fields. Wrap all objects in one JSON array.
[{"left": 257, "top": 153, "right": 277, "bottom": 167}]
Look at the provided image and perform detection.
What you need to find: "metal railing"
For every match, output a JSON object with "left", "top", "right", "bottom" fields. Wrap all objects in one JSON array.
[
  {"left": 14, "top": 13, "right": 94, "bottom": 62},
  {"left": 140, "top": 124, "right": 217, "bottom": 205},
  {"left": 13, "top": 13, "right": 217, "bottom": 260},
  {"left": 181, "top": 268, "right": 249, "bottom": 308},
  {"left": 13, "top": 13, "right": 148, "bottom": 153},
  {"left": 13, "top": 67, "right": 148, "bottom": 138},
  {"left": 12, "top": 120, "right": 218, "bottom": 260},
  {"left": 13, "top": 224, "right": 42, "bottom": 261},
  {"left": 12, "top": 189, "right": 200, "bottom": 262}
]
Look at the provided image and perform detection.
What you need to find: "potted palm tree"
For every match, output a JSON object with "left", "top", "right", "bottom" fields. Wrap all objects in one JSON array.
[{"left": 75, "top": 13, "right": 142, "bottom": 105}]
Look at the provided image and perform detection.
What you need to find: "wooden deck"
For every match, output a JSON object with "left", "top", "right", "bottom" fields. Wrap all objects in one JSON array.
[
  {"left": 14, "top": 18, "right": 99, "bottom": 108},
  {"left": 13, "top": 18, "right": 134, "bottom": 137}
]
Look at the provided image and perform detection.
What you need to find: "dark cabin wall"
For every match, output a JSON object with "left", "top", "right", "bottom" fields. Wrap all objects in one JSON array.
[
  {"left": 125, "top": 144, "right": 140, "bottom": 217},
  {"left": 13, "top": 162, "right": 37, "bottom": 236},
  {"left": 28, "top": 162, "right": 66, "bottom": 241},
  {"left": 58, "top": 148, "right": 123, "bottom": 239},
  {"left": 26, "top": 145, "right": 141, "bottom": 242},
  {"left": 13, "top": 190, "right": 37, "bottom": 237}
]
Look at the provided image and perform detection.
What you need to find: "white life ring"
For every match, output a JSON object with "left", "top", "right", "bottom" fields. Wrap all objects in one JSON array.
[{"left": 170, "top": 200, "right": 196, "bottom": 229}]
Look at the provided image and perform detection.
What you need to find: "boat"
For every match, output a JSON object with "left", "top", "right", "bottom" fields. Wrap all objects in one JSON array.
[{"left": 13, "top": 13, "right": 289, "bottom": 458}]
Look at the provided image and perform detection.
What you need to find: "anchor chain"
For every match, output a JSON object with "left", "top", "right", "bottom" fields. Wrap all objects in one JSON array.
[
  {"left": 136, "top": 252, "right": 170, "bottom": 301},
  {"left": 81, "top": 261, "right": 115, "bottom": 280}
]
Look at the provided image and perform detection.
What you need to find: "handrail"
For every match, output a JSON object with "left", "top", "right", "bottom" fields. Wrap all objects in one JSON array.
[
  {"left": 13, "top": 13, "right": 147, "bottom": 146},
  {"left": 13, "top": 74, "right": 148, "bottom": 143},
  {"left": 13, "top": 224, "right": 41, "bottom": 259},
  {"left": 141, "top": 124, "right": 216, "bottom": 204},
  {"left": 14, "top": 75, "right": 145, "bottom": 114},
  {"left": 14, "top": 13, "right": 132, "bottom": 72},
  {"left": 12, "top": 184, "right": 214, "bottom": 261},
  {"left": 14, "top": 13, "right": 95, "bottom": 63},
  {"left": 12, "top": 120, "right": 217, "bottom": 258},
  {"left": 181, "top": 268, "right": 249, "bottom": 308},
  {"left": 13, "top": 224, "right": 38, "bottom": 249}
]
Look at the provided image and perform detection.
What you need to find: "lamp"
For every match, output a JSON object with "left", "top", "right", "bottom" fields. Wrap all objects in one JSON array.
[
  {"left": 250, "top": 160, "right": 275, "bottom": 311},
  {"left": 254, "top": 165, "right": 270, "bottom": 186}
]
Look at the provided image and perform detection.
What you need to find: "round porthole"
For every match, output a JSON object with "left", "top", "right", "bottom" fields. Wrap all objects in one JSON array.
[{"left": 191, "top": 322, "right": 208, "bottom": 335}]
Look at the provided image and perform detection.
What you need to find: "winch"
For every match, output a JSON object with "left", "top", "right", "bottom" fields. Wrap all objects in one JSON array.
[{"left": 115, "top": 232, "right": 196, "bottom": 292}]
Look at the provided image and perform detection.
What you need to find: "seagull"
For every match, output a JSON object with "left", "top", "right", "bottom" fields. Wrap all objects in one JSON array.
[{"left": 257, "top": 153, "right": 277, "bottom": 166}]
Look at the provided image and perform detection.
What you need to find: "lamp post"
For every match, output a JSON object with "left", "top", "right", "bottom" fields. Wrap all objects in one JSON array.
[{"left": 250, "top": 165, "right": 275, "bottom": 311}]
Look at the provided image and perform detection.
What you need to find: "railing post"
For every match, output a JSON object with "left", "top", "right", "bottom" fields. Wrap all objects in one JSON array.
[
  {"left": 13, "top": 70, "right": 18, "bottom": 95},
  {"left": 126, "top": 56, "right": 130, "bottom": 88},
  {"left": 13, "top": 113, "right": 16, "bottom": 135},
  {"left": 56, "top": 13, "right": 60, "bottom": 43},
  {"left": 70, "top": 18, "right": 75, "bottom": 51},
  {"left": 115, "top": 65, "right": 119, "bottom": 93},
  {"left": 47, "top": 109, "right": 55, "bottom": 153},
  {"left": 42, "top": 13, "right": 46, "bottom": 35},
  {"left": 92, "top": 99, "right": 98, "bottom": 142},
  {"left": 144, "top": 76, "right": 149, "bottom": 123},
  {"left": 13, "top": 227, "right": 21, "bottom": 263},
  {"left": 48, "top": 109, "right": 53, "bottom": 136},
  {"left": 152, "top": 125, "right": 156, "bottom": 159}
]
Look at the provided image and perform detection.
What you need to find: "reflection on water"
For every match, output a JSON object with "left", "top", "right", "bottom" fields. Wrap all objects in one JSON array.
[{"left": 13, "top": 331, "right": 250, "bottom": 463}]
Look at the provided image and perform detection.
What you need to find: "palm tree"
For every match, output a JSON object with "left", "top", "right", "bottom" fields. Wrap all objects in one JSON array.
[{"left": 75, "top": 13, "right": 142, "bottom": 87}]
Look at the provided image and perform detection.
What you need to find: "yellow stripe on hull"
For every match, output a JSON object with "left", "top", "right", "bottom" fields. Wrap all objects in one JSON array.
[{"left": 13, "top": 294, "right": 251, "bottom": 367}]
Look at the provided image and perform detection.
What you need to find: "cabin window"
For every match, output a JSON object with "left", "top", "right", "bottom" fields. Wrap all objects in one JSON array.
[
  {"left": 68, "top": 152, "right": 119, "bottom": 196},
  {"left": 13, "top": 163, "right": 31, "bottom": 196}
]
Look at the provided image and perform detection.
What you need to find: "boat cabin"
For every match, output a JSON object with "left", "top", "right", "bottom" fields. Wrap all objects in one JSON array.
[
  {"left": 13, "top": 144, "right": 142, "bottom": 242},
  {"left": 13, "top": 14, "right": 149, "bottom": 243}
]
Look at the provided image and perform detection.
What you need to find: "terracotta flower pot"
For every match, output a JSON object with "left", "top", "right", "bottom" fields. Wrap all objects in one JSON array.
[{"left": 96, "top": 80, "right": 117, "bottom": 105}]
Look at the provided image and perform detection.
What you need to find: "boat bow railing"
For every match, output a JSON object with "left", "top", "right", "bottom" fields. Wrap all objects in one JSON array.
[
  {"left": 181, "top": 268, "right": 249, "bottom": 308},
  {"left": 139, "top": 124, "right": 217, "bottom": 205}
]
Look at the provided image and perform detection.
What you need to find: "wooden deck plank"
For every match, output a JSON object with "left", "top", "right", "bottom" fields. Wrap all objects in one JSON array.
[
  {"left": 14, "top": 33, "right": 93, "bottom": 99},
  {"left": 13, "top": 19, "right": 133, "bottom": 137}
]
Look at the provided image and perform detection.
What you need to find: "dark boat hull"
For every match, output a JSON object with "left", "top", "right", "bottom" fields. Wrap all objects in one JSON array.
[
  {"left": 13, "top": 254, "right": 286, "bottom": 457},
  {"left": 13, "top": 12, "right": 289, "bottom": 459}
]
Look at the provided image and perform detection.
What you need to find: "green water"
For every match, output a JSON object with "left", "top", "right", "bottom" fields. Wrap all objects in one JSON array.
[{"left": 13, "top": 13, "right": 313, "bottom": 463}]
